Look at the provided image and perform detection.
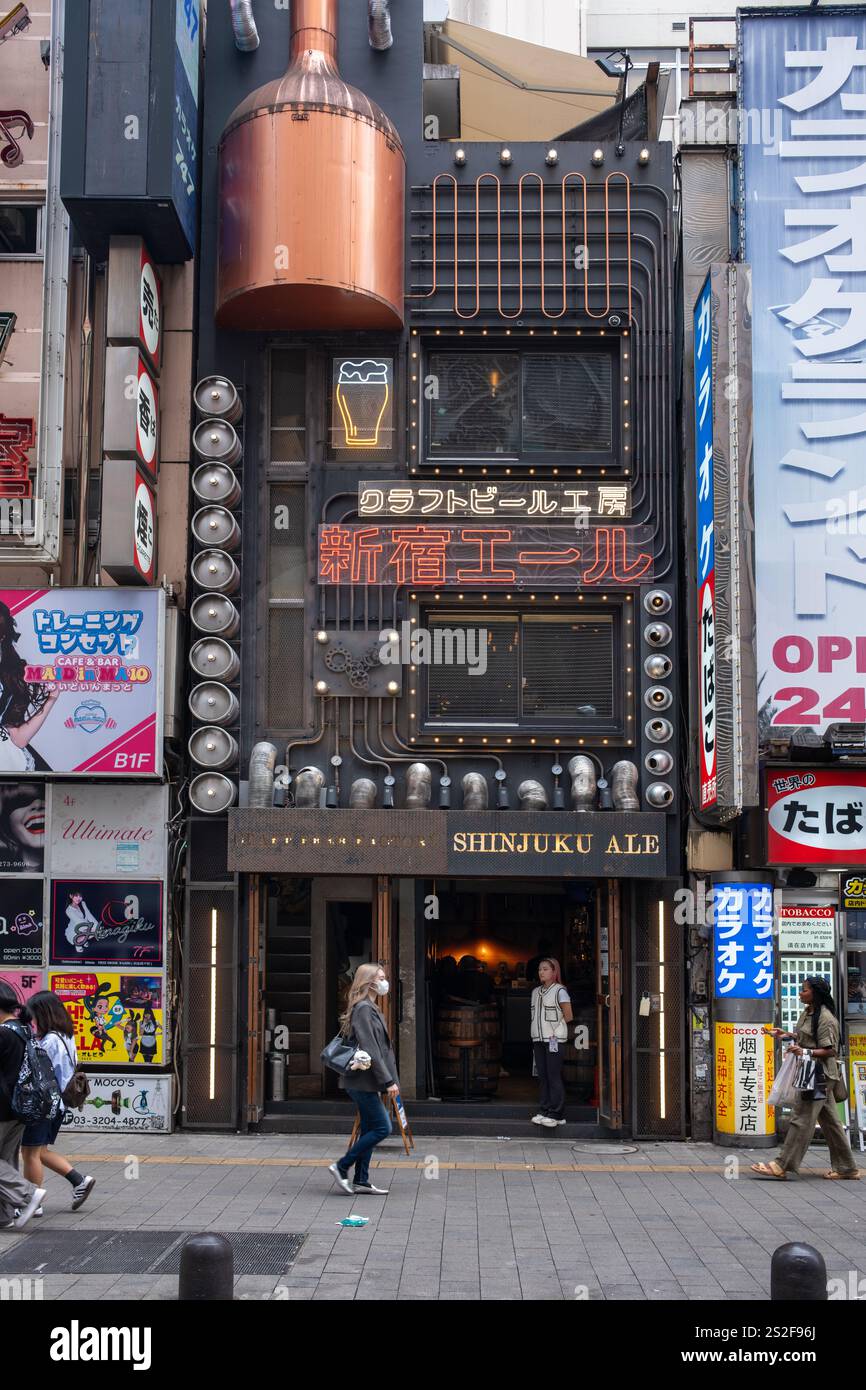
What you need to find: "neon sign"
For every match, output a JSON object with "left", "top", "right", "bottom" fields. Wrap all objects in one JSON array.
[
  {"left": 0, "top": 413, "right": 34, "bottom": 499},
  {"left": 358, "top": 481, "right": 631, "bottom": 520},
  {"left": 317, "top": 524, "right": 653, "bottom": 588},
  {"left": 333, "top": 358, "right": 392, "bottom": 449}
]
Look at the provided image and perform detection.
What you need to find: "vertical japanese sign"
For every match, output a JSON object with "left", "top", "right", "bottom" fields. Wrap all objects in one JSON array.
[
  {"left": 173, "top": 0, "right": 200, "bottom": 256},
  {"left": 741, "top": 12, "right": 866, "bottom": 733},
  {"left": 712, "top": 883, "right": 775, "bottom": 1000},
  {"left": 715, "top": 1023, "right": 775, "bottom": 1137},
  {"left": 694, "top": 275, "right": 717, "bottom": 807}
]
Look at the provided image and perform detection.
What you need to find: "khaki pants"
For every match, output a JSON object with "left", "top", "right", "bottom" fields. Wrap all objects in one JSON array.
[
  {"left": 0, "top": 1118, "right": 36, "bottom": 1222},
  {"left": 778, "top": 1091, "right": 858, "bottom": 1175}
]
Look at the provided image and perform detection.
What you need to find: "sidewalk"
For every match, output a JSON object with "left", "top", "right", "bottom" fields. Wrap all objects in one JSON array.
[{"left": 1, "top": 1132, "right": 863, "bottom": 1301}]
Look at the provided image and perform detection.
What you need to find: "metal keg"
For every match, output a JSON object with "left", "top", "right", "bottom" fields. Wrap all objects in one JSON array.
[
  {"left": 192, "top": 418, "right": 242, "bottom": 467},
  {"left": 188, "top": 726, "right": 239, "bottom": 770},
  {"left": 192, "top": 461, "right": 241, "bottom": 508},
  {"left": 191, "top": 506, "right": 241, "bottom": 552},
  {"left": 268, "top": 1053, "right": 286, "bottom": 1102},
  {"left": 190, "top": 549, "right": 240, "bottom": 595},
  {"left": 193, "top": 376, "right": 243, "bottom": 424},
  {"left": 188, "top": 681, "right": 239, "bottom": 726},
  {"left": 189, "top": 772, "right": 237, "bottom": 815},
  {"left": 190, "top": 636, "right": 240, "bottom": 683},
  {"left": 190, "top": 593, "right": 240, "bottom": 639}
]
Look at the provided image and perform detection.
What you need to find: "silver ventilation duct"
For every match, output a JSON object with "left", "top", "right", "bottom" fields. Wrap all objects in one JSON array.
[
  {"left": 518, "top": 779, "right": 548, "bottom": 811},
  {"left": 248, "top": 742, "right": 279, "bottom": 809},
  {"left": 294, "top": 766, "right": 325, "bottom": 809},
  {"left": 405, "top": 762, "right": 432, "bottom": 808},
  {"left": 611, "top": 760, "right": 640, "bottom": 811},
  {"left": 368, "top": 0, "right": 393, "bottom": 50},
  {"left": 462, "top": 772, "right": 488, "bottom": 810},
  {"left": 568, "top": 755, "right": 597, "bottom": 811},
  {"left": 230, "top": 0, "right": 260, "bottom": 51},
  {"left": 350, "top": 778, "right": 377, "bottom": 809}
]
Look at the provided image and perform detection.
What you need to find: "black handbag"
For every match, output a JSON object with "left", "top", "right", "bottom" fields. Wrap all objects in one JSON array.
[{"left": 320, "top": 1031, "right": 357, "bottom": 1076}]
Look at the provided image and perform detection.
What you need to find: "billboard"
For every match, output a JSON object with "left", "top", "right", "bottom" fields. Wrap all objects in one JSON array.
[
  {"left": 50, "top": 880, "right": 164, "bottom": 969},
  {"left": 60, "top": 1070, "right": 171, "bottom": 1133},
  {"left": 0, "top": 878, "right": 44, "bottom": 966},
  {"left": 767, "top": 767, "right": 866, "bottom": 865},
  {"left": 712, "top": 882, "right": 775, "bottom": 1000},
  {"left": 0, "top": 781, "right": 44, "bottom": 871},
  {"left": 48, "top": 970, "right": 166, "bottom": 1066},
  {"left": 0, "top": 588, "right": 163, "bottom": 776},
  {"left": 741, "top": 10, "right": 866, "bottom": 734},
  {"left": 694, "top": 275, "right": 717, "bottom": 809},
  {"left": 50, "top": 783, "right": 167, "bottom": 878},
  {"left": 0, "top": 970, "right": 43, "bottom": 1005}
]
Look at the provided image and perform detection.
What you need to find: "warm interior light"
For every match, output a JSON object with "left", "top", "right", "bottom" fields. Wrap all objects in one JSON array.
[
  {"left": 658, "top": 900, "right": 666, "bottom": 1121},
  {"left": 209, "top": 908, "right": 218, "bottom": 1101}
]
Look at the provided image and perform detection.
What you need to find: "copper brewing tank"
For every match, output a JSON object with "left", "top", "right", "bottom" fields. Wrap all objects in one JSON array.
[{"left": 217, "top": 0, "right": 405, "bottom": 331}]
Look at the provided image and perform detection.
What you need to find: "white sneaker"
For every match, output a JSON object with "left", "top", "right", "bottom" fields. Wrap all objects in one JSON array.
[
  {"left": 531, "top": 1113, "right": 546, "bottom": 1125},
  {"left": 33, "top": 1206, "right": 44, "bottom": 1217},
  {"left": 11, "top": 1187, "right": 46, "bottom": 1229},
  {"left": 539, "top": 1116, "right": 560, "bottom": 1128},
  {"left": 352, "top": 1182, "right": 389, "bottom": 1195},
  {"left": 328, "top": 1162, "right": 354, "bottom": 1196},
  {"left": 71, "top": 1176, "right": 95, "bottom": 1211}
]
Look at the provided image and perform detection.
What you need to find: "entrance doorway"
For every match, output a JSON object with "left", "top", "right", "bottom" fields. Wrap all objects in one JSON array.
[{"left": 425, "top": 880, "right": 608, "bottom": 1116}]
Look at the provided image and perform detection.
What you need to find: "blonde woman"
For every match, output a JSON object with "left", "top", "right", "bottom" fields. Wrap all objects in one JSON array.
[{"left": 328, "top": 963, "right": 398, "bottom": 1197}]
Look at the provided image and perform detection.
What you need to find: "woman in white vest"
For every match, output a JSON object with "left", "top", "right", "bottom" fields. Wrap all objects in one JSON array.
[{"left": 530, "top": 958, "right": 574, "bottom": 1128}]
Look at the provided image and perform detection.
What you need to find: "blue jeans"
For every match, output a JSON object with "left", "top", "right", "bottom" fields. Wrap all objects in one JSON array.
[{"left": 339, "top": 1090, "right": 392, "bottom": 1186}]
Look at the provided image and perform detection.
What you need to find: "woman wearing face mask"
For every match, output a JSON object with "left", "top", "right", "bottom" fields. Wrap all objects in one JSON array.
[{"left": 328, "top": 963, "right": 398, "bottom": 1197}]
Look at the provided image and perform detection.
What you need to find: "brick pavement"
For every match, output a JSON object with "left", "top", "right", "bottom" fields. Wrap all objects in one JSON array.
[{"left": 0, "top": 1133, "right": 863, "bottom": 1301}]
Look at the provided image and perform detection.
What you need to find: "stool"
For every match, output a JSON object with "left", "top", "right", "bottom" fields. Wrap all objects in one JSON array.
[{"left": 450, "top": 1037, "right": 490, "bottom": 1104}]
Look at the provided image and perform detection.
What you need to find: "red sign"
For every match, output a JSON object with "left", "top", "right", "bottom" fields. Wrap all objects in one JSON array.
[
  {"left": 135, "top": 359, "right": 159, "bottom": 479},
  {"left": 133, "top": 471, "right": 156, "bottom": 583},
  {"left": 0, "top": 413, "right": 34, "bottom": 499},
  {"left": 138, "top": 246, "right": 162, "bottom": 371},
  {"left": 767, "top": 767, "right": 866, "bottom": 865},
  {"left": 317, "top": 524, "right": 653, "bottom": 589}
]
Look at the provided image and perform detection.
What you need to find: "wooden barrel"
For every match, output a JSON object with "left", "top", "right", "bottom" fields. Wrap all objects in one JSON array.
[
  {"left": 435, "top": 1003, "right": 501, "bottom": 1096},
  {"left": 562, "top": 1006, "right": 596, "bottom": 1101}
]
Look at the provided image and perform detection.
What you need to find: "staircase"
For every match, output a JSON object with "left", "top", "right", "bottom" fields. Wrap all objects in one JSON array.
[{"left": 266, "top": 917, "right": 321, "bottom": 1099}]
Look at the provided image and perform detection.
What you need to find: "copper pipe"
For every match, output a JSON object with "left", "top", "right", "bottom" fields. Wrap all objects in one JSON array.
[{"left": 291, "top": 0, "right": 337, "bottom": 60}]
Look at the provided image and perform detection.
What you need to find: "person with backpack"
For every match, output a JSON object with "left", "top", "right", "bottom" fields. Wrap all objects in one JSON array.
[
  {"left": 20, "top": 991, "right": 95, "bottom": 1213},
  {"left": 0, "top": 981, "right": 46, "bottom": 1229},
  {"left": 327, "top": 963, "right": 398, "bottom": 1197}
]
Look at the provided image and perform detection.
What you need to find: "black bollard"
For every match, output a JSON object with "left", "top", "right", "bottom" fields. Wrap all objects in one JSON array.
[
  {"left": 178, "top": 1232, "right": 234, "bottom": 1301},
  {"left": 771, "top": 1242, "right": 827, "bottom": 1301}
]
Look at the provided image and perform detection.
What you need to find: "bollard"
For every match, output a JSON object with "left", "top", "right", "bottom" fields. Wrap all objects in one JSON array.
[
  {"left": 771, "top": 1242, "right": 827, "bottom": 1301},
  {"left": 178, "top": 1232, "right": 234, "bottom": 1301}
]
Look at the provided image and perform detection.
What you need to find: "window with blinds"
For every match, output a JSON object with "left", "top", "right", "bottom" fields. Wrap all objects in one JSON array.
[
  {"left": 426, "top": 348, "right": 617, "bottom": 463},
  {"left": 424, "top": 609, "right": 622, "bottom": 733}
]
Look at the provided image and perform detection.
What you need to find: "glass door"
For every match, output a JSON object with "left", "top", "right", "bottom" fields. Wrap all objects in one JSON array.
[{"left": 597, "top": 879, "right": 623, "bottom": 1129}]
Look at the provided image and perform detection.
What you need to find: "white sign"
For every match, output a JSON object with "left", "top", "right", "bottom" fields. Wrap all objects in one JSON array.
[
  {"left": 50, "top": 784, "right": 167, "bottom": 877},
  {"left": 139, "top": 256, "right": 161, "bottom": 366},
  {"left": 133, "top": 478, "right": 155, "bottom": 581},
  {"left": 60, "top": 1071, "right": 171, "bottom": 1133},
  {"left": 136, "top": 364, "right": 158, "bottom": 473},
  {"left": 777, "top": 905, "right": 836, "bottom": 953}
]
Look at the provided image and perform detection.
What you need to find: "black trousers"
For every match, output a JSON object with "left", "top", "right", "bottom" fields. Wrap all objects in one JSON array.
[{"left": 533, "top": 1041, "right": 565, "bottom": 1118}]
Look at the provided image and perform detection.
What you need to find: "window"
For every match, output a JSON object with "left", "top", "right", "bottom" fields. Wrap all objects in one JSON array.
[
  {"left": 0, "top": 203, "right": 42, "bottom": 256},
  {"left": 423, "top": 607, "right": 624, "bottom": 736},
  {"left": 426, "top": 347, "right": 618, "bottom": 464},
  {"left": 330, "top": 355, "right": 394, "bottom": 460},
  {"left": 267, "top": 484, "right": 306, "bottom": 729},
  {"left": 270, "top": 350, "right": 306, "bottom": 462}
]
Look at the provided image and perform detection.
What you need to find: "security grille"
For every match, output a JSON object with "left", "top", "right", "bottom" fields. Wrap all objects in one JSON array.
[
  {"left": 189, "top": 816, "right": 231, "bottom": 882},
  {"left": 632, "top": 894, "right": 685, "bottom": 1139},
  {"left": 270, "top": 349, "right": 306, "bottom": 462},
  {"left": 0, "top": 1230, "right": 306, "bottom": 1276},
  {"left": 425, "top": 610, "right": 619, "bottom": 732},
  {"left": 267, "top": 607, "right": 305, "bottom": 729},
  {"left": 427, "top": 349, "right": 615, "bottom": 461}
]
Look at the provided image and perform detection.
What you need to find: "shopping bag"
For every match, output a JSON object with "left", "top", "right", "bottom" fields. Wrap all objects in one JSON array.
[{"left": 767, "top": 1052, "right": 798, "bottom": 1107}]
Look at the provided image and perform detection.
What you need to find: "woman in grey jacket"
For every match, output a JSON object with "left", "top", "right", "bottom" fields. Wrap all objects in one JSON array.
[{"left": 329, "top": 963, "right": 399, "bottom": 1197}]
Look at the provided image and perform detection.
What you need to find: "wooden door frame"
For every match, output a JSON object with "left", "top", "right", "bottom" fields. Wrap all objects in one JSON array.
[
  {"left": 245, "top": 874, "right": 265, "bottom": 1126},
  {"left": 597, "top": 878, "right": 624, "bottom": 1130}
]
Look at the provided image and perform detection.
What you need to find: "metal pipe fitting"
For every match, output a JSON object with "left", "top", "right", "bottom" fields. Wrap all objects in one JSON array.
[
  {"left": 349, "top": 777, "right": 377, "bottom": 809},
  {"left": 517, "top": 779, "right": 548, "bottom": 811},
  {"left": 611, "top": 760, "right": 640, "bottom": 811},
  {"left": 294, "top": 766, "right": 325, "bottom": 809},
  {"left": 230, "top": 0, "right": 260, "bottom": 51},
  {"left": 368, "top": 0, "right": 393, "bottom": 50},
  {"left": 248, "top": 742, "right": 278, "bottom": 809},
  {"left": 568, "top": 755, "right": 597, "bottom": 812},
  {"left": 405, "top": 762, "right": 432, "bottom": 808},
  {"left": 462, "top": 772, "right": 489, "bottom": 810}
]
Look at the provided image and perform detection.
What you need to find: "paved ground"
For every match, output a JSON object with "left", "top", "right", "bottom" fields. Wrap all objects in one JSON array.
[{"left": 1, "top": 1132, "right": 863, "bottom": 1301}]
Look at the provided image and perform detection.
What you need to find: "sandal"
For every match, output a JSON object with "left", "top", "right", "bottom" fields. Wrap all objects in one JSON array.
[
  {"left": 823, "top": 1169, "right": 861, "bottom": 1180},
  {"left": 750, "top": 1161, "right": 787, "bottom": 1180}
]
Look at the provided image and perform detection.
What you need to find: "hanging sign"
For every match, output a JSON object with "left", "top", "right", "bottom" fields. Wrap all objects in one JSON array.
[
  {"left": 106, "top": 238, "right": 163, "bottom": 373},
  {"left": 103, "top": 348, "right": 160, "bottom": 483},
  {"left": 767, "top": 768, "right": 866, "bottom": 865}
]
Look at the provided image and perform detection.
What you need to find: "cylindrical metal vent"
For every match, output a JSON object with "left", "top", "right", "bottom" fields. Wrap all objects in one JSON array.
[
  {"left": 294, "top": 766, "right": 325, "bottom": 808},
  {"left": 268, "top": 1052, "right": 286, "bottom": 1102},
  {"left": 517, "top": 779, "right": 548, "bottom": 811},
  {"left": 462, "top": 772, "right": 488, "bottom": 810},
  {"left": 190, "top": 593, "right": 241, "bottom": 639},
  {"left": 191, "top": 506, "right": 241, "bottom": 553},
  {"left": 611, "top": 760, "right": 640, "bottom": 811},
  {"left": 189, "top": 772, "right": 237, "bottom": 814},
  {"left": 192, "top": 462, "right": 242, "bottom": 508},
  {"left": 405, "top": 762, "right": 432, "bottom": 809},
  {"left": 190, "top": 637, "right": 240, "bottom": 684},
  {"left": 191, "top": 549, "right": 240, "bottom": 595},
  {"left": 568, "top": 755, "right": 597, "bottom": 811},
  {"left": 189, "top": 726, "right": 239, "bottom": 770},
  {"left": 349, "top": 777, "right": 377, "bottom": 808},
  {"left": 193, "top": 376, "right": 243, "bottom": 423},
  {"left": 193, "top": 418, "right": 243, "bottom": 467},
  {"left": 249, "top": 741, "right": 279, "bottom": 809},
  {"left": 188, "top": 681, "right": 240, "bottom": 726}
]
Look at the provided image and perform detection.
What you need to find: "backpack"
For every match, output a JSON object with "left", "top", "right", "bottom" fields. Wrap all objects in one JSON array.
[
  {"left": 1, "top": 1021, "right": 61, "bottom": 1124},
  {"left": 59, "top": 1034, "right": 90, "bottom": 1111}
]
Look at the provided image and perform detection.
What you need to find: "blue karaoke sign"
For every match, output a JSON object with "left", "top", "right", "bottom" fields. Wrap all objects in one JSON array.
[{"left": 712, "top": 882, "right": 775, "bottom": 1000}]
